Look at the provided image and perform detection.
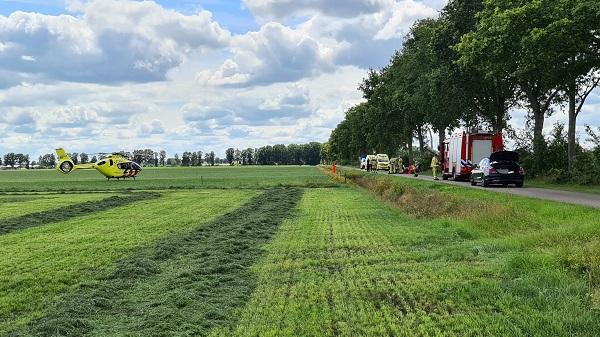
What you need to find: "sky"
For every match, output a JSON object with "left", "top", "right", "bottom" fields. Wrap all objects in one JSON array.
[{"left": 0, "top": 0, "right": 597, "bottom": 160}]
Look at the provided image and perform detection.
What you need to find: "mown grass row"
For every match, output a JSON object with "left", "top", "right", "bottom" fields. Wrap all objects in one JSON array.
[
  {"left": 11, "top": 188, "right": 303, "bottom": 337},
  {"left": 215, "top": 187, "right": 599, "bottom": 336},
  {"left": 0, "top": 193, "right": 117, "bottom": 221},
  {"left": 0, "top": 190, "right": 255, "bottom": 336},
  {"left": 0, "top": 192, "right": 161, "bottom": 235}
]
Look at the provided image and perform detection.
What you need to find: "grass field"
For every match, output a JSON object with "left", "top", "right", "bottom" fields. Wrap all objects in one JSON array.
[
  {"left": 0, "top": 166, "right": 334, "bottom": 192},
  {"left": 1, "top": 166, "right": 599, "bottom": 336},
  {"left": 526, "top": 178, "right": 600, "bottom": 195}
]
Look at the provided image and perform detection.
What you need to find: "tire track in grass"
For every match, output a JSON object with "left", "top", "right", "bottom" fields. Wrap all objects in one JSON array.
[
  {"left": 14, "top": 188, "right": 303, "bottom": 337},
  {"left": 0, "top": 192, "right": 161, "bottom": 236}
]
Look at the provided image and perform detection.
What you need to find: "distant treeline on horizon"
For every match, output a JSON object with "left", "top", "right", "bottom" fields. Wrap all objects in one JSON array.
[{"left": 0, "top": 142, "right": 324, "bottom": 169}]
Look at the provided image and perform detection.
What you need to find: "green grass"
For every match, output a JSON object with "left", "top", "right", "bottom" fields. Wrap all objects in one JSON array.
[
  {"left": 526, "top": 178, "right": 600, "bottom": 195},
  {"left": 1, "top": 166, "right": 599, "bottom": 336},
  {"left": 0, "top": 192, "right": 160, "bottom": 236},
  {"left": 0, "top": 166, "right": 333, "bottom": 192},
  {"left": 0, "top": 189, "right": 255, "bottom": 335},
  {"left": 211, "top": 187, "right": 599, "bottom": 336},
  {"left": 14, "top": 188, "right": 303, "bottom": 337}
]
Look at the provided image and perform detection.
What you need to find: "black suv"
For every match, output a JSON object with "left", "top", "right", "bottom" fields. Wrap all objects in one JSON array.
[{"left": 470, "top": 151, "right": 524, "bottom": 187}]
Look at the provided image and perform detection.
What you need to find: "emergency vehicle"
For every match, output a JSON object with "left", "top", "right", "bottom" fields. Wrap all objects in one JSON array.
[{"left": 442, "top": 130, "right": 503, "bottom": 180}]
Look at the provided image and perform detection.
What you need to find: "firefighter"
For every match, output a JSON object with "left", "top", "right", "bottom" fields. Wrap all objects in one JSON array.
[
  {"left": 431, "top": 153, "right": 440, "bottom": 180},
  {"left": 366, "top": 158, "right": 371, "bottom": 172},
  {"left": 389, "top": 158, "right": 397, "bottom": 174}
]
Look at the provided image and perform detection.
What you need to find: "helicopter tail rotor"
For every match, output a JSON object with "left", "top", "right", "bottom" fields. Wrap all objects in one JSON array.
[{"left": 56, "top": 148, "right": 75, "bottom": 174}]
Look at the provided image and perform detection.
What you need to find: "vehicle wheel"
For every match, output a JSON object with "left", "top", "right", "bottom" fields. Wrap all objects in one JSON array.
[
  {"left": 470, "top": 179, "right": 477, "bottom": 186},
  {"left": 482, "top": 177, "right": 490, "bottom": 187},
  {"left": 442, "top": 174, "right": 449, "bottom": 181},
  {"left": 516, "top": 182, "right": 523, "bottom": 188}
]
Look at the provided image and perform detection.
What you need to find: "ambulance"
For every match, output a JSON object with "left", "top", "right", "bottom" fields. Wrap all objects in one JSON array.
[{"left": 442, "top": 129, "right": 504, "bottom": 180}]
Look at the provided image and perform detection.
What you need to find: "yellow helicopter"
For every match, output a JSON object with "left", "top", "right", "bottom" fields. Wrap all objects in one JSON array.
[{"left": 55, "top": 148, "right": 142, "bottom": 180}]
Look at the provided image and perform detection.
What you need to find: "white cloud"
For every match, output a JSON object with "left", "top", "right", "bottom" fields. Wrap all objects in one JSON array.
[
  {"left": 243, "top": 0, "right": 387, "bottom": 21},
  {"left": 199, "top": 22, "right": 334, "bottom": 86},
  {"left": 0, "top": 0, "right": 481, "bottom": 159},
  {"left": 183, "top": 84, "right": 313, "bottom": 126},
  {"left": 0, "top": 1, "right": 230, "bottom": 85},
  {"left": 137, "top": 119, "right": 166, "bottom": 136},
  {"left": 375, "top": 0, "right": 438, "bottom": 40},
  {"left": 205, "top": 0, "right": 440, "bottom": 87}
]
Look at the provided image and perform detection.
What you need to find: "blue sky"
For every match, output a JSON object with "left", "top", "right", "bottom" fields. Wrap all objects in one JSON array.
[
  {"left": 1, "top": 0, "right": 595, "bottom": 160},
  {"left": 0, "top": 0, "right": 258, "bottom": 32}
]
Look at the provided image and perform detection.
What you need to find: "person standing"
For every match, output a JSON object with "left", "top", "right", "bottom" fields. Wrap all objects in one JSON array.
[{"left": 431, "top": 154, "right": 440, "bottom": 180}]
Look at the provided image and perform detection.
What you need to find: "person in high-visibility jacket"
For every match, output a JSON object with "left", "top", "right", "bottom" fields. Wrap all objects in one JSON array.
[{"left": 431, "top": 154, "right": 440, "bottom": 180}]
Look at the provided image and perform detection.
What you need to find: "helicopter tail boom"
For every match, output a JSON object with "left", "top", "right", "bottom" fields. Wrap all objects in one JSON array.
[{"left": 55, "top": 148, "right": 94, "bottom": 174}]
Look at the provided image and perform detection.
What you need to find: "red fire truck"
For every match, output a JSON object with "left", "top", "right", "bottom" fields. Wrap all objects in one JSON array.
[{"left": 442, "top": 130, "right": 504, "bottom": 180}]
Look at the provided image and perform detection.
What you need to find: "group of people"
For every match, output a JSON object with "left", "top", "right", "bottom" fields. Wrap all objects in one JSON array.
[{"left": 367, "top": 153, "right": 442, "bottom": 181}]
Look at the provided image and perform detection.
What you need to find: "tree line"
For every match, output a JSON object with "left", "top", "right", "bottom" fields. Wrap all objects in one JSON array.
[
  {"left": 225, "top": 142, "right": 322, "bottom": 165},
  {"left": 326, "top": 0, "right": 599, "bottom": 178},
  {"left": 1, "top": 142, "right": 324, "bottom": 169}
]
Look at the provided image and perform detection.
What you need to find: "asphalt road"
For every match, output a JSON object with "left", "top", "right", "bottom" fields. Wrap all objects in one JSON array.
[{"left": 355, "top": 168, "right": 600, "bottom": 209}]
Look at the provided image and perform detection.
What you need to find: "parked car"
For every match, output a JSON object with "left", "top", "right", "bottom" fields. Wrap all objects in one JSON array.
[
  {"left": 375, "top": 154, "right": 390, "bottom": 171},
  {"left": 470, "top": 151, "right": 524, "bottom": 187}
]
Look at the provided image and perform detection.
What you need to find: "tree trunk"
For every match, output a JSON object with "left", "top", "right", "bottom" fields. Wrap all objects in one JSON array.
[
  {"left": 417, "top": 126, "right": 425, "bottom": 155},
  {"left": 429, "top": 128, "right": 434, "bottom": 150},
  {"left": 526, "top": 90, "right": 546, "bottom": 174},
  {"left": 567, "top": 82, "right": 577, "bottom": 172}
]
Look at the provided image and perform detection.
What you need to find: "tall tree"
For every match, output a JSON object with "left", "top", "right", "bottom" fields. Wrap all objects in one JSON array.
[
  {"left": 182, "top": 152, "right": 192, "bottom": 166},
  {"left": 159, "top": 150, "right": 167, "bottom": 166},
  {"left": 530, "top": 0, "right": 600, "bottom": 171},
  {"left": 196, "top": 151, "right": 203, "bottom": 166},
  {"left": 39, "top": 154, "right": 56, "bottom": 168},
  {"left": 457, "top": 0, "right": 563, "bottom": 173},
  {"left": 3, "top": 153, "right": 16, "bottom": 168},
  {"left": 225, "top": 148, "right": 235, "bottom": 165}
]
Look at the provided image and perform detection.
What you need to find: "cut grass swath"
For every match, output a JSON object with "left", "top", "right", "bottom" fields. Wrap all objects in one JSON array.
[
  {"left": 0, "top": 193, "right": 116, "bottom": 221},
  {"left": 0, "top": 190, "right": 254, "bottom": 335},
  {"left": 0, "top": 192, "right": 161, "bottom": 236},
  {"left": 14, "top": 188, "right": 303, "bottom": 337}
]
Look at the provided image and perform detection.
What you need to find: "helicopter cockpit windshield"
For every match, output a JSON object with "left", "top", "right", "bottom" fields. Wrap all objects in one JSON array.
[{"left": 117, "top": 162, "right": 142, "bottom": 170}]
